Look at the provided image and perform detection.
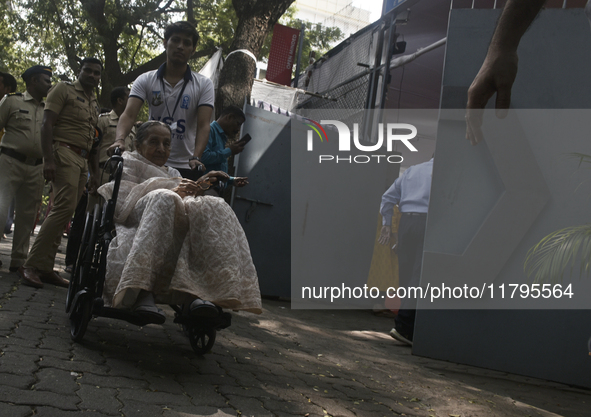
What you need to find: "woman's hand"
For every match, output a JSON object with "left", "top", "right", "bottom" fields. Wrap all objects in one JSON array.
[
  {"left": 233, "top": 177, "right": 249, "bottom": 187},
  {"left": 174, "top": 172, "right": 231, "bottom": 198},
  {"left": 194, "top": 171, "right": 231, "bottom": 190},
  {"left": 172, "top": 179, "right": 203, "bottom": 198},
  {"left": 205, "top": 171, "right": 230, "bottom": 182},
  {"left": 196, "top": 171, "right": 230, "bottom": 189}
]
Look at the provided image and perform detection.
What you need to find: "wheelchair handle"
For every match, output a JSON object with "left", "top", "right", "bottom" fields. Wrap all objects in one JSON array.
[{"left": 102, "top": 150, "right": 124, "bottom": 233}]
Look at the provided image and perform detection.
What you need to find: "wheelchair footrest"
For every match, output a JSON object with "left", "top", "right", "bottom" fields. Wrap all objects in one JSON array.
[
  {"left": 99, "top": 306, "right": 161, "bottom": 327},
  {"left": 173, "top": 311, "right": 231, "bottom": 331}
]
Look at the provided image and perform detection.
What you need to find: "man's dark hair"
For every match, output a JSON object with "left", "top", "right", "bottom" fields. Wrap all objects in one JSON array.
[
  {"left": 110, "top": 86, "right": 130, "bottom": 107},
  {"left": 80, "top": 57, "right": 103, "bottom": 71},
  {"left": 164, "top": 21, "right": 199, "bottom": 47},
  {"left": 0, "top": 72, "right": 17, "bottom": 93},
  {"left": 219, "top": 105, "right": 245, "bottom": 121}
]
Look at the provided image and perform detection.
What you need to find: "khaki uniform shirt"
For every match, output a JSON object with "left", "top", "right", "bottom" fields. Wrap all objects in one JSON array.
[
  {"left": 96, "top": 110, "right": 135, "bottom": 164},
  {"left": 44, "top": 80, "right": 99, "bottom": 152},
  {"left": 0, "top": 91, "right": 45, "bottom": 159}
]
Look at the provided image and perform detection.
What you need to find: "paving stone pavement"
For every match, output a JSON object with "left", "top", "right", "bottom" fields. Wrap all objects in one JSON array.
[{"left": 0, "top": 232, "right": 590, "bottom": 417}]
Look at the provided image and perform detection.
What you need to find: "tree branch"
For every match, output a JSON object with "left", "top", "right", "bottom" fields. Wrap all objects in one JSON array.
[
  {"left": 187, "top": 0, "right": 195, "bottom": 24},
  {"left": 130, "top": 25, "right": 147, "bottom": 70},
  {"left": 121, "top": 45, "right": 217, "bottom": 84},
  {"left": 49, "top": 0, "right": 79, "bottom": 74},
  {"left": 156, "top": 0, "right": 176, "bottom": 14}
]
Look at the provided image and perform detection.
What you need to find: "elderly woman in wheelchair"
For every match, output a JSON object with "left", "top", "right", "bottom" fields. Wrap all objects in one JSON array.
[
  {"left": 68, "top": 120, "right": 261, "bottom": 353},
  {"left": 94, "top": 120, "right": 262, "bottom": 327}
]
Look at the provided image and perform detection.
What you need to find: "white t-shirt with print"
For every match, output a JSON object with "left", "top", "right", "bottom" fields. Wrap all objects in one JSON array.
[{"left": 130, "top": 64, "right": 214, "bottom": 169}]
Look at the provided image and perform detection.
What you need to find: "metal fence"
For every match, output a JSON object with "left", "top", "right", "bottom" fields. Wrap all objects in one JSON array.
[
  {"left": 295, "top": 14, "right": 395, "bottom": 133},
  {"left": 296, "top": 73, "right": 371, "bottom": 124}
]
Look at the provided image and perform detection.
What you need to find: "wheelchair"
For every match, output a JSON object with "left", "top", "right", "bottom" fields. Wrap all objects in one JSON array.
[{"left": 65, "top": 150, "right": 231, "bottom": 355}]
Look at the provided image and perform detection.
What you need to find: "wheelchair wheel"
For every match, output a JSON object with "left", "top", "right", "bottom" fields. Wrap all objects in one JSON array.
[
  {"left": 65, "top": 274, "right": 77, "bottom": 314},
  {"left": 70, "top": 296, "right": 91, "bottom": 342},
  {"left": 188, "top": 326, "right": 216, "bottom": 355},
  {"left": 66, "top": 204, "right": 100, "bottom": 314}
]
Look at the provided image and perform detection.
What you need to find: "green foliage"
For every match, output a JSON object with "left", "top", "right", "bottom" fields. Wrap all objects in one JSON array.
[
  {"left": 297, "top": 20, "right": 344, "bottom": 60},
  {"left": 1, "top": 0, "right": 337, "bottom": 88},
  {"left": 1, "top": 0, "right": 331, "bottom": 103},
  {"left": 524, "top": 152, "right": 591, "bottom": 284},
  {"left": 568, "top": 152, "right": 591, "bottom": 168},
  {"left": 19, "top": 0, "right": 178, "bottom": 76},
  {"left": 196, "top": 0, "right": 237, "bottom": 50},
  {"left": 38, "top": 186, "right": 52, "bottom": 225},
  {"left": 189, "top": 0, "right": 237, "bottom": 70},
  {"left": 0, "top": 0, "right": 238, "bottom": 101},
  {"left": 1, "top": 1, "right": 59, "bottom": 90},
  {"left": 525, "top": 225, "right": 591, "bottom": 284}
]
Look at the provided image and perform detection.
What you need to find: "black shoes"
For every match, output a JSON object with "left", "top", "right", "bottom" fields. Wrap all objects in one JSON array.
[{"left": 389, "top": 327, "right": 413, "bottom": 346}]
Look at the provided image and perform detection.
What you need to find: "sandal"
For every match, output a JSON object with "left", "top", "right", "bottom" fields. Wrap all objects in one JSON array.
[
  {"left": 132, "top": 291, "right": 166, "bottom": 324},
  {"left": 133, "top": 304, "right": 166, "bottom": 325},
  {"left": 189, "top": 299, "right": 219, "bottom": 318}
]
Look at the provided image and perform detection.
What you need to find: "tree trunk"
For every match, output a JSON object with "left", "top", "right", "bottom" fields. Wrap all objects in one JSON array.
[{"left": 216, "top": 0, "right": 295, "bottom": 116}]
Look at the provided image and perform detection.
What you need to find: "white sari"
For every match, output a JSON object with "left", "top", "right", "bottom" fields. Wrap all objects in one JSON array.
[{"left": 98, "top": 151, "right": 262, "bottom": 314}]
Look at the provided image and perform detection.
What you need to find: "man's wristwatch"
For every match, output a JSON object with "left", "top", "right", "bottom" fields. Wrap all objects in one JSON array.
[{"left": 189, "top": 156, "right": 204, "bottom": 171}]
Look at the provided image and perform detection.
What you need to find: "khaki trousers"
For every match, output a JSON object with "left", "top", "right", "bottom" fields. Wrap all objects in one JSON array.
[
  {"left": 0, "top": 153, "right": 44, "bottom": 268},
  {"left": 25, "top": 145, "right": 87, "bottom": 271}
]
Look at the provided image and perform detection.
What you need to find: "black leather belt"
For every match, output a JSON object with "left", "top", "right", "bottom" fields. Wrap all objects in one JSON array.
[
  {"left": 401, "top": 212, "right": 427, "bottom": 216},
  {"left": 56, "top": 141, "right": 90, "bottom": 159},
  {"left": 0, "top": 147, "right": 43, "bottom": 166}
]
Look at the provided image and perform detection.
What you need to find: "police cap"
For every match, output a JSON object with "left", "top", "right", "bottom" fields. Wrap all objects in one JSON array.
[{"left": 22, "top": 65, "right": 52, "bottom": 83}]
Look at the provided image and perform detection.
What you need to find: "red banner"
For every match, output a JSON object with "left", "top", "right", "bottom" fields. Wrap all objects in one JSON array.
[{"left": 266, "top": 23, "right": 300, "bottom": 86}]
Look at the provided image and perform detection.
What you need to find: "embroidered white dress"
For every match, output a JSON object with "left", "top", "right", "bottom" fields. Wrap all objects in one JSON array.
[{"left": 98, "top": 151, "right": 262, "bottom": 314}]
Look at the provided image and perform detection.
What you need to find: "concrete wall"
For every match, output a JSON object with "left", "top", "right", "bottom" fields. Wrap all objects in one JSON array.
[{"left": 414, "top": 8, "right": 591, "bottom": 388}]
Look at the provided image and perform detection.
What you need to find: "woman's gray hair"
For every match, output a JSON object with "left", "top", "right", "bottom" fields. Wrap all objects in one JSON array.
[{"left": 135, "top": 121, "right": 172, "bottom": 147}]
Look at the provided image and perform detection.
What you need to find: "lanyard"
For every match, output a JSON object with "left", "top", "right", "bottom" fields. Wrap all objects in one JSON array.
[{"left": 160, "top": 76, "right": 189, "bottom": 120}]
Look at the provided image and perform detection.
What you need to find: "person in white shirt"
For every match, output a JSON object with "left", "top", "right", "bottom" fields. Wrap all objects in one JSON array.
[
  {"left": 110, "top": 21, "right": 214, "bottom": 180},
  {"left": 379, "top": 158, "right": 434, "bottom": 346}
]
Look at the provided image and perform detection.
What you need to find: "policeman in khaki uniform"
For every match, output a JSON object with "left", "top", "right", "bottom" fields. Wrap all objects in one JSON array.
[
  {"left": 94, "top": 86, "right": 135, "bottom": 186},
  {"left": 0, "top": 72, "right": 18, "bottom": 243},
  {"left": 63, "top": 86, "right": 136, "bottom": 272},
  {"left": 0, "top": 72, "right": 17, "bottom": 99},
  {"left": 19, "top": 58, "right": 102, "bottom": 289},
  {"left": 0, "top": 65, "right": 52, "bottom": 272}
]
